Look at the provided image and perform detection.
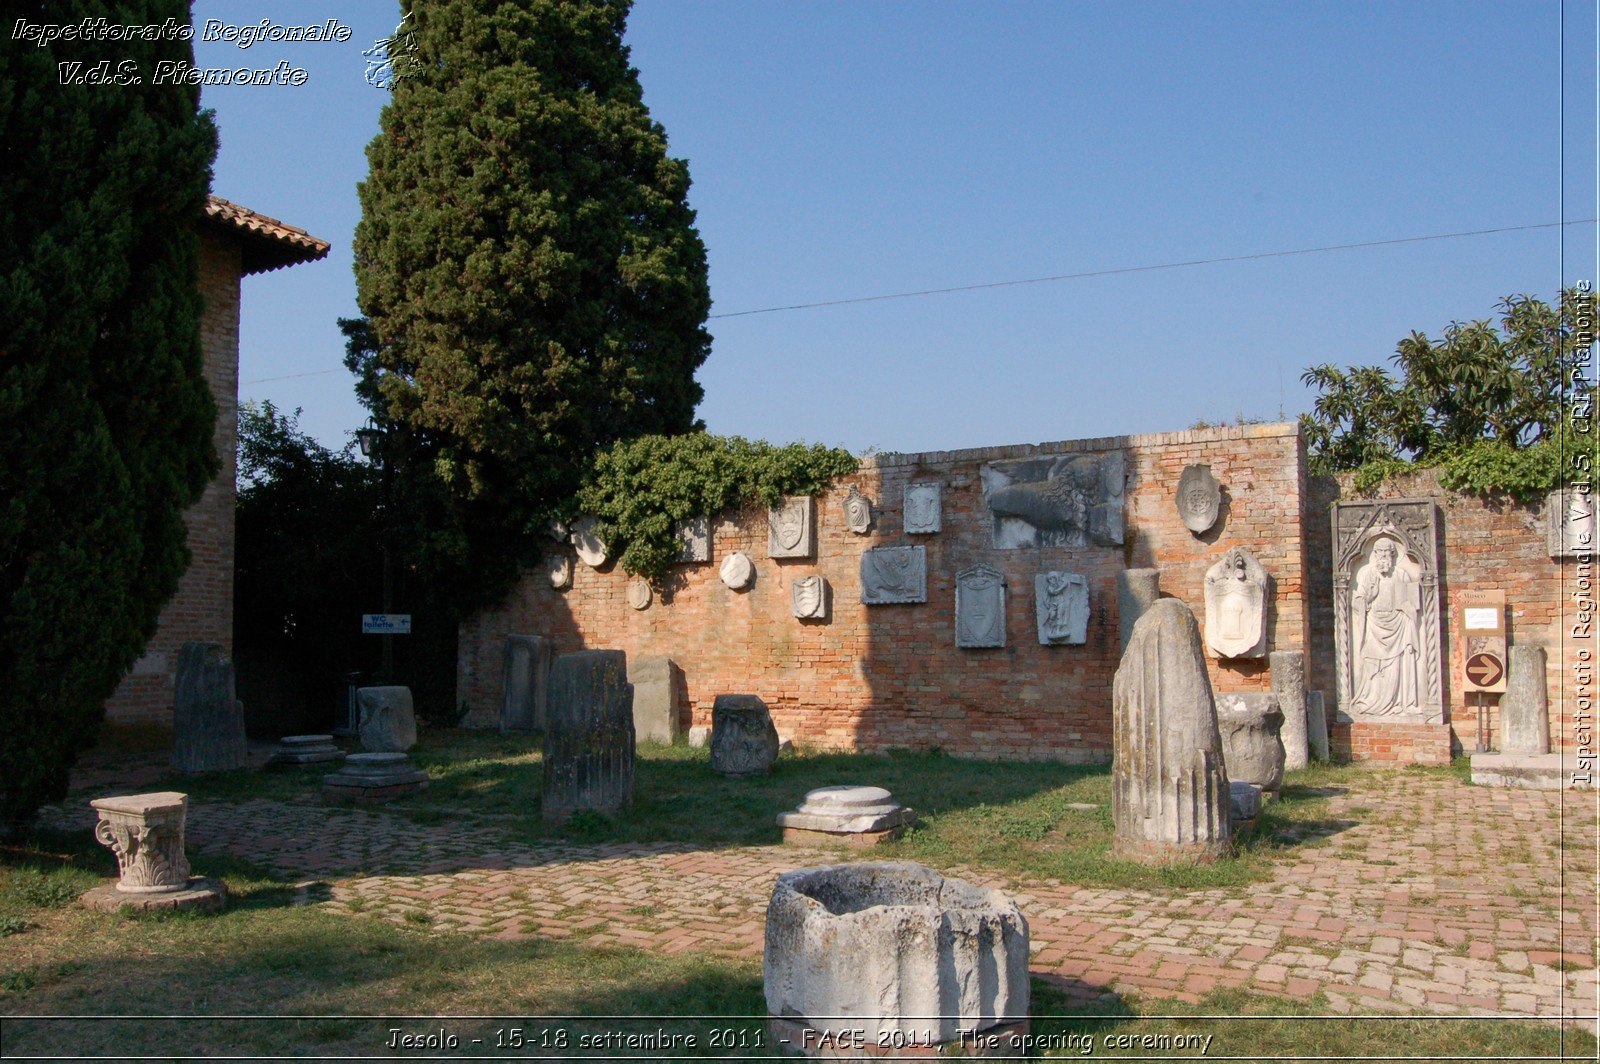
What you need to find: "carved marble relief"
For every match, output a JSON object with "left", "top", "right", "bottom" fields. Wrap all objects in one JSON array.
[
  {"left": 860, "top": 546, "right": 927, "bottom": 604},
  {"left": 571, "top": 516, "right": 609, "bottom": 568},
  {"left": 904, "top": 481, "right": 942, "bottom": 534},
  {"left": 627, "top": 577, "right": 653, "bottom": 611},
  {"left": 980, "top": 451, "right": 1125, "bottom": 548},
  {"left": 1176, "top": 464, "right": 1221, "bottom": 534},
  {"left": 1035, "top": 571, "right": 1089, "bottom": 646},
  {"left": 720, "top": 551, "right": 755, "bottom": 590},
  {"left": 768, "top": 496, "right": 816, "bottom": 559},
  {"left": 792, "top": 575, "right": 828, "bottom": 620},
  {"left": 1548, "top": 487, "right": 1596, "bottom": 559},
  {"left": 1332, "top": 499, "right": 1443, "bottom": 724},
  {"left": 955, "top": 565, "right": 1006, "bottom": 648},
  {"left": 1203, "top": 547, "right": 1269, "bottom": 658},
  {"left": 842, "top": 486, "right": 874, "bottom": 534},
  {"left": 546, "top": 553, "right": 573, "bottom": 591},
  {"left": 676, "top": 517, "right": 711, "bottom": 563}
]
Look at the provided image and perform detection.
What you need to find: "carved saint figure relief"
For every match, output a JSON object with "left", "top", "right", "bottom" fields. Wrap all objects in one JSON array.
[
  {"left": 768, "top": 496, "right": 815, "bottom": 558},
  {"left": 842, "top": 486, "right": 873, "bottom": 534},
  {"left": 860, "top": 546, "right": 927, "bottom": 604},
  {"left": 792, "top": 575, "right": 827, "bottom": 619},
  {"left": 955, "top": 566, "right": 1006, "bottom": 648},
  {"left": 904, "top": 482, "right": 942, "bottom": 534},
  {"left": 1348, "top": 537, "right": 1421, "bottom": 716},
  {"left": 1203, "top": 546, "right": 1268, "bottom": 658},
  {"left": 1175, "top": 464, "right": 1221, "bottom": 535},
  {"left": 1035, "top": 571, "right": 1089, "bottom": 645}
]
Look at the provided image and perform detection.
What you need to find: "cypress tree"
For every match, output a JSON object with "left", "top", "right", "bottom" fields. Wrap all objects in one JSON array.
[{"left": 0, "top": 2, "right": 218, "bottom": 827}]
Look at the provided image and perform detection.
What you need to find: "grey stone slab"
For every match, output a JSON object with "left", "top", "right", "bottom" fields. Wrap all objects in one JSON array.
[
  {"left": 267, "top": 734, "right": 342, "bottom": 767},
  {"left": 710, "top": 694, "right": 779, "bottom": 776},
  {"left": 323, "top": 751, "right": 429, "bottom": 789},
  {"left": 1501, "top": 646, "right": 1551, "bottom": 755},
  {"left": 357, "top": 686, "right": 417, "bottom": 753},
  {"left": 627, "top": 656, "right": 683, "bottom": 745},
  {"left": 1035, "top": 571, "right": 1089, "bottom": 646},
  {"left": 501, "top": 635, "right": 552, "bottom": 733},
  {"left": 1204, "top": 547, "right": 1268, "bottom": 659},
  {"left": 776, "top": 786, "right": 915, "bottom": 834},
  {"left": 1471, "top": 752, "right": 1595, "bottom": 790},
  {"left": 1306, "top": 691, "right": 1330, "bottom": 762},
  {"left": 861, "top": 545, "right": 927, "bottom": 604},
  {"left": 1216, "top": 692, "right": 1285, "bottom": 793},
  {"left": 1270, "top": 650, "right": 1309, "bottom": 772},
  {"left": 904, "top": 481, "right": 942, "bottom": 534},
  {"left": 543, "top": 650, "right": 635, "bottom": 823},
  {"left": 955, "top": 565, "right": 1006, "bottom": 648},
  {"left": 720, "top": 550, "right": 755, "bottom": 590},
  {"left": 172, "top": 642, "right": 247, "bottom": 775}
]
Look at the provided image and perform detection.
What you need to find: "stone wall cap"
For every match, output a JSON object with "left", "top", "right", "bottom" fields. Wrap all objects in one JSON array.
[
  {"left": 861, "top": 421, "right": 1300, "bottom": 470},
  {"left": 90, "top": 792, "right": 187, "bottom": 816}
]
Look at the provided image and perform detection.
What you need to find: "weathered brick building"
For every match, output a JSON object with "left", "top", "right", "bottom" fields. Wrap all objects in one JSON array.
[
  {"left": 104, "top": 196, "right": 328, "bottom": 726},
  {"left": 459, "top": 421, "right": 1595, "bottom": 768}
]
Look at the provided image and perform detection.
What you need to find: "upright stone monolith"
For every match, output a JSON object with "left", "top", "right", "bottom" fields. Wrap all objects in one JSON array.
[
  {"left": 502, "top": 634, "right": 552, "bottom": 733},
  {"left": 1306, "top": 691, "right": 1330, "bottom": 762},
  {"left": 627, "top": 656, "right": 683, "bottom": 745},
  {"left": 1501, "top": 646, "right": 1551, "bottom": 755},
  {"left": 1116, "top": 568, "right": 1161, "bottom": 652},
  {"left": 710, "top": 694, "right": 780, "bottom": 776},
  {"left": 1270, "top": 650, "right": 1309, "bottom": 771},
  {"left": 542, "top": 650, "right": 635, "bottom": 824},
  {"left": 1112, "top": 599, "right": 1231, "bottom": 863},
  {"left": 172, "top": 643, "right": 247, "bottom": 774}
]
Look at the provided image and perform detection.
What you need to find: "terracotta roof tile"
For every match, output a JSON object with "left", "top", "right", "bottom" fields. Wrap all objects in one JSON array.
[{"left": 202, "top": 195, "right": 331, "bottom": 275}]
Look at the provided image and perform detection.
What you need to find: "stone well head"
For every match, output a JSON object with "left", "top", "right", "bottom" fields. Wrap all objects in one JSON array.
[{"left": 764, "top": 862, "right": 1029, "bottom": 1046}]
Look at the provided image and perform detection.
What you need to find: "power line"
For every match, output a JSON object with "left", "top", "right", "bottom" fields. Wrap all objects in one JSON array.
[
  {"left": 240, "top": 217, "right": 1599, "bottom": 385},
  {"left": 708, "top": 218, "right": 1600, "bottom": 319}
]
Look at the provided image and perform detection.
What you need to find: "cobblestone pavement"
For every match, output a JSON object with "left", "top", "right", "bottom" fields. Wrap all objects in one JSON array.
[{"left": 51, "top": 759, "right": 1599, "bottom": 1027}]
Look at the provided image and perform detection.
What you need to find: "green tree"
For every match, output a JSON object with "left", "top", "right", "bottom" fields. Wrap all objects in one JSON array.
[
  {"left": 1301, "top": 289, "right": 1596, "bottom": 477},
  {"left": 0, "top": 2, "right": 218, "bottom": 828},
  {"left": 351, "top": 0, "right": 713, "bottom": 594}
]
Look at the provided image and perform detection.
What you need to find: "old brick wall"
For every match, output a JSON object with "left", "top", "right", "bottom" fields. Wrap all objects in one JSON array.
[
  {"left": 458, "top": 423, "right": 1309, "bottom": 760},
  {"left": 1306, "top": 468, "right": 1593, "bottom": 760},
  {"left": 104, "top": 231, "right": 240, "bottom": 725}
]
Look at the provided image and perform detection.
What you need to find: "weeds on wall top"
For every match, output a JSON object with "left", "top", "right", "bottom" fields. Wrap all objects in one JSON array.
[
  {"left": 574, "top": 433, "right": 859, "bottom": 585},
  {"left": 1345, "top": 437, "right": 1579, "bottom": 502}
]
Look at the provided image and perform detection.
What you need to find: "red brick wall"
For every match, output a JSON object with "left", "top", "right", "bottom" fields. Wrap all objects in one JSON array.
[
  {"left": 458, "top": 424, "right": 1309, "bottom": 760},
  {"left": 104, "top": 231, "right": 240, "bottom": 725},
  {"left": 1306, "top": 468, "right": 1594, "bottom": 761}
]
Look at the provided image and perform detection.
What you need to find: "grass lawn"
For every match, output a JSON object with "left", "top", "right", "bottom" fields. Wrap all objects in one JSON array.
[{"left": 2, "top": 732, "right": 1591, "bottom": 1059}]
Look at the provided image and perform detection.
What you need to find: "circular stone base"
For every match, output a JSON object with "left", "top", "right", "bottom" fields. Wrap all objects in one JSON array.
[
  {"left": 768, "top": 1016, "right": 1029, "bottom": 1059},
  {"left": 1113, "top": 836, "right": 1234, "bottom": 866},
  {"left": 81, "top": 877, "right": 227, "bottom": 914},
  {"left": 321, "top": 779, "right": 428, "bottom": 805},
  {"left": 782, "top": 825, "right": 905, "bottom": 849}
]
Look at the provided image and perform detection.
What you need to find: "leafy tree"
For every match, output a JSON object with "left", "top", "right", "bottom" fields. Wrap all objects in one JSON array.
[
  {"left": 1302, "top": 289, "right": 1597, "bottom": 478},
  {"left": 0, "top": 1, "right": 218, "bottom": 828},
  {"left": 351, "top": 0, "right": 713, "bottom": 597}
]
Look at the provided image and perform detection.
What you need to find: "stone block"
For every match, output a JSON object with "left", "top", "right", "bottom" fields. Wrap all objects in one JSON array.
[
  {"left": 267, "top": 734, "right": 342, "bottom": 767},
  {"left": 571, "top": 516, "right": 609, "bottom": 567},
  {"left": 1471, "top": 752, "right": 1596, "bottom": 790},
  {"left": 688, "top": 724, "right": 711, "bottom": 748},
  {"left": 792, "top": 575, "right": 828, "bottom": 620},
  {"left": 1216, "top": 692, "right": 1286, "bottom": 793},
  {"left": 172, "top": 642, "right": 247, "bottom": 774},
  {"left": 676, "top": 516, "right": 711, "bottom": 563},
  {"left": 90, "top": 792, "right": 191, "bottom": 892},
  {"left": 627, "top": 577, "right": 652, "bottom": 611},
  {"left": 981, "top": 450, "right": 1125, "bottom": 548},
  {"left": 501, "top": 635, "right": 551, "bottom": 733},
  {"left": 1547, "top": 487, "right": 1596, "bottom": 559},
  {"left": 1500, "top": 646, "right": 1550, "bottom": 755},
  {"left": 764, "top": 862, "right": 1029, "bottom": 1052},
  {"left": 628, "top": 656, "right": 683, "bottom": 745},
  {"left": 357, "top": 686, "right": 417, "bottom": 753},
  {"left": 543, "top": 650, "right": 635, "bottom": 823},
  {"left": 720, "top": 550, "right": 755, "bottom": 590},
  {"left": 1270, "top": 650, "right": 1309, "bottom": 771},
  {"left": 711, "top": 694, "right": 780, "bottom": 776},
  {"left": 1115, "top": 568, "right": 1160, "bottom": 653},
  {"left": 842, "top": 486, "right": 873, "bottom": 533}
]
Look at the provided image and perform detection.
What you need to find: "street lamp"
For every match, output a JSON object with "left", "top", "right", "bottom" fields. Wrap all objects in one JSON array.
[{"left": 357, "top": 418, "right": 396, "bottom": 683}]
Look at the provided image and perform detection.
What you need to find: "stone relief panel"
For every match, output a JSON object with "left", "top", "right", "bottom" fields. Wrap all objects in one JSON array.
[
  {"left": 1548, "top": 487, "right": 1596, "bottom": 559},
  {"left": 571, "top": 516, "right": 609, "bottom": 568},
  {"left": 904, "top": 481, "right": 942, "bottom": 534},
  {"left": 980, "top": 450, "right": 1125, "bottom": 548},
  {"left": 720, "top": 551, "right": 755, "bottom": 590},
  {"left": 842, "top": 486, "right": 873, "bottom": 534},
  {"left": 676, "top": 517, "right": 711, "bottom": 563},
  {"left": 1176, "top": 464, "right": 1221, "bottom": 534},
  {"left": 1332, "top": 498, "right": 1443, "bottom": 725},
  {"left": 792, "top": 575, "right": 828, "bottom": 620},
  {"left": 546, "top": 553, "right": 573, "bottom": 591},
  {"left": 860, "top": 546, "right": 927, "bottom": 604},
  {"left": 1035, "top": 571, "right": 1089, "bottom": 646},
  {"left": 1203, "top": 546, "right": 1269, "bottom": 659},
  {"left": 768, "top": 496, "right": 816, "bottom": 559},
  {"left": 626, "top": 577, "right": 652, "bottom": 611},
  {"left": 954, "top": 565, "right": 1006, "bottom": 648}
]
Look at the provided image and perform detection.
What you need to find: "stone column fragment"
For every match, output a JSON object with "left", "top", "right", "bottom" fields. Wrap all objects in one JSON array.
[
  {"left": 1116, "top": 568, "right": 1160, "bottom": 653},
  {"left": 542, "top": 650, "right": 635, "bottom": 824},
  {"left": 1270, "top": 650, "right": 1309, "bottom": 771},
  {"left": 172, "top": 642, "right": 247, "bottom": 774}
]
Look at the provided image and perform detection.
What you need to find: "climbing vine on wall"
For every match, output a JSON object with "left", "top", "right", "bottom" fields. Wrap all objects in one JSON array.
[
  {"left": 575, "top": 433, "right": 859, "bottom": 584},
  {"left": 1347, "top": 437, "right": 1577, "bottom": 501}
]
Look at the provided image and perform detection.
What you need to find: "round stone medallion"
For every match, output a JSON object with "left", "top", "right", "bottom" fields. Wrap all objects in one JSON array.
[
  {"left": 627, "top": 577, "right": 652, "bottom": 610},
  {"left": 720, "top": 551, "right": 755, "bottom": 590}
]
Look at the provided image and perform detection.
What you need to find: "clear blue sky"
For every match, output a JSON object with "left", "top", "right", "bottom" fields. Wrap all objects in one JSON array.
[{"left": 197, "top": 1, "right": 1599, "bottom": 455}]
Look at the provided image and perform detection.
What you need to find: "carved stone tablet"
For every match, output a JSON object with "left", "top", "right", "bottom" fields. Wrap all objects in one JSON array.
[
  {"left": 571, "top": 516, "right": 609, "bottom": 568},
  {"left": 502, "top": 634, "right": 552, "bottom": 733},
  {"left": 543, "top": 650, "right": 635, "bottom": 823},
  {"left": 676, "top": 517, "right": 711, "bottom": 563},
  {"left": 720, "top": 551, "right": 755, "bottom": 590},
  {"left": 628, "top": 656, "right": 683, "bottom": 745},
  {"left": 1176, "top": 464, "right": 1221, "bottom": 534},
  {"left": 904, "top": 482, "right": 942, "bottom": 534},
  {"left": 860, "top": 546, "right": 927, "bottom": 604},
  {"left": 842, "top": 486, "right": 873, "bottom": 534},
  {"left": 955, "top": 565, "right": 1006, "bottom": 648},
  {"left": 546, "top": 553, "right": 573, "bottom": 591},
  {"left": 792, "top": 575, "right": 828, "bottom": 620},
  {"left": 1548, "top": 488, "right": 1596, "bottom": 559},
  {"left": 981, "top": 451, "right": 1125, "bottom": 548},
  {"left": 1204, "top": 547, "right": 1269, "bottom": 658},
  {"left": 768, "top": 496, "right": 816, "bottom": 559},
  {"left": 172, "top": 643, "right": 247, "bottom": 774},
  {"left": 1332, "top": 498, "right": 1443, "bottom": 724},
  {"left": 1035, "top": 571, "right": 1089, "bottom": 645},
  {"left": 627, "top": 577, "right": 652, "bottom": 611}
]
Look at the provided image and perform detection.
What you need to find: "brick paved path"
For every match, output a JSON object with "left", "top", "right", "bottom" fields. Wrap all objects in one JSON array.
[{"left": 51, "top": 764, "right": 1598, "bottom": 1027}]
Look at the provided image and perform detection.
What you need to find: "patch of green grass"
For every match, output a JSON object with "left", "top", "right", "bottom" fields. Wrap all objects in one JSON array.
[{"left": 0, "top": 915, "right": 31, "bottom": 936}]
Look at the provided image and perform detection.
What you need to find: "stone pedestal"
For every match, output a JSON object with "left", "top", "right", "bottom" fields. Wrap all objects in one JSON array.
[
  {"left": 542, "top": 650, "right": 635, "bottom": 824},
  {"left": 711, "top": 694, "right": 780, "bottom": 776},
  {"left": 1115, "top": 568, "right": 1160, "bottom": 653},
  {"left": 764, "top": 863, "right": 1029, "bottom": 1057},
  {"left": 628, "top": 656, "right": 684, "bottom": 745},
  {"left": 172, "top": 643, "right": 247, "bottom": 774},
  {"left": 778, "top": 786, "right": 914, "bottom": 847},
  {"left": 1270, "top": 651, "right": 1309, "bottom": 771},
  {"left": 1501, "top": 646, "right": 1551, "bottom": 755},
  {"left": 1229, "top": 781, "right": 1263, "bottom": 839},
  {"left": 85, "top": 793, "right": 227, "bottom": 913},
  {"left": 267, "top": 735, "right": 342, "bottom": 767},
  {"left": 1216, "top": 693, "right": 1285, "bottom": 795},
  {"left": 357, "top": 686, "right": 417, "bottom": 752},
  {"left": 322, "top": 752, "right": 429, "bottom": 804}
]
